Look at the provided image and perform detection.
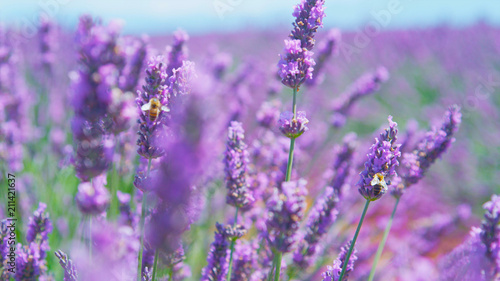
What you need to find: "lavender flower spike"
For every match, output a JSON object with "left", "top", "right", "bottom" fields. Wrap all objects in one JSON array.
[
  {"left": 358, "top": 116, "right": 401, "bottom": 201},
  {"left": 266, "top": 179, "right": 308, "bottom": 253},
  {"left": 15, "top": 243, "right": 41, "bottom": 281},
  {"left": 278, "top": 39, "right": 315, "bottom": 89},
  {"left": 224, "top": 121, "right": 254, "bottom": 209},
  {"left": 290, "top": 0, "right": 326, "bottom": 51},
  {"left": 75, "top": 174, "right": 110, "bottom": 215},
  {"left": 401, "top": 105, "right": 462, "bottom": 187},
  {"left": 136, "top": 56, "right": 169, "bottom": 159},
  {"left": 306, "top": 28, "right": 341, "bottom": 87},
  {"left": 278, "top": 111, "right": 309, "bottom": 138},
  {"left": 322, "top": 241, "right": 358, "bottom": 281},
  {"left": 26, "top": 202, "right": 53, "bottom": 259},
  {"left": 331, "top": 66, "right": 389, "bottom": 128},
  {"left": 201, "top": 223, "right": 246, "bottom": 281},
  {"left": 480, "top": 194, "right": 500, "bottom": 272},
  {"left": 55, "top": 250, "right": 78, "bottom": 281}
]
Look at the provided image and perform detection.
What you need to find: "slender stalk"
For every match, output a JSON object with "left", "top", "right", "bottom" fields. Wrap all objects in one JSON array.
[
  {"left": 137, "top": 158, "right": 152, "bottom": 281},
  {"left": 168, "top": 266, "right": 173, "bottom": 281},
  {"left": 273, "top": 251, "right": 283, "bottom": 281},
  {"left": 152, "top": 249, "right": 159, "bottom": 280},
  {"left": 338, "top": 199, "right": 371, "bottom": 280},
  {"left": 367, "top": 197, "right": 400, "bottom": 281},
  {"left": 227, "top": 207, "right": 240, "bottom": 281},
  {"left": 273, "top": 86, "right": 299, "bottom": 281}
]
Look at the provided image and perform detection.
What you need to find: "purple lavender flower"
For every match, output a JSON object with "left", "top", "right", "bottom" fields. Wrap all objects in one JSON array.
[
  {"left": 278, "top": 39, "right": 316, "bottom": 89},
  {"left": 256, "top": 100, "right": 281, "bottom": 128},
  {"left": 331, "top": 66, "right": 389, "bottom": 128},
  {"left": 26, "top": 202, "right": 52, "bottom": 259},
  {"left": 278, "top": 111, "right": 309, "bottom": 138},
  {"left": 75, "top": 174, "right": 110, "bottom": 215},
  {"left": 329, "top": 132, "right": 357, "bottom": 195},
  {"left": 306, "top": 28, "right": 341, "bottom": 86},
  {"left": 322, "top": 241, "right": 358, "bottom": 281},
  {"left": 401, "top": 105, "right": 462, "bottom": 187},
  {"left": 439, "top": 227, "right": 493, "bottom": 280},
  {"left": 293, "top": 187, "right": 339, "bottom": 269},
  {"left": 266, "top": 179, "right": 308, "bottom": 253},
  {"left": 71, "top": 16, "right": 126, "bottom": 180},
  {"left": 358, "top": 116, "right": 401, "bottom": 201},
  {"left": 165, "top": 29, "right": 189, "bottom": 79},
  {"left": 38, "top": 18, "right": 57, "bottom": 74},
  {"left": 224, "top": 121, "right": 254, "bottom": 209},
  {"left": 201, "top": 223, "right": 233, "bottom": 281},
  {"left": 15, "top": 243, "right": 41, "bottom": 281},
  {"left": 480, "top": 195, "right": 500, "bottom": 272},
  {"left": 119, "top": 37, "right": 147, "bottom": 92},
  {"left": 136, "top": 56, "right": 169, "bottom": 159},
  {"left": 231, "top": 242, "right": 255, "bottom": 281},
  {"left": 290, "top": 0, "right": 326, "bottom": 51},
  {"left": 54, "top": 250, "right": 78, "bottom": 281}
]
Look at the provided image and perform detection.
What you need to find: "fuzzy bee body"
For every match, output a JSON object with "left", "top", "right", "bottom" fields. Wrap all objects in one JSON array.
[
  {"left": 141, "top": 98, "right": 170, "bottom": 122},
  {"left": 370, "top": 173, "right": 388, "bottom": 196}
]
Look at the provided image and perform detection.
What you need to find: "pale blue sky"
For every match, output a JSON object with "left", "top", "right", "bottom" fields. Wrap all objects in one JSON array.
[{"left": 1, "top": 0, "right": 500, "bottom": 35}]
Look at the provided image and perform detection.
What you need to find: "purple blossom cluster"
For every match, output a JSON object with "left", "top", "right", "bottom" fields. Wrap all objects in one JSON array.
[
  {"left": 358, "top": 116, "right": 401, "bottom": 201},
  {"left": 278, "top": 111, "right": 309, "bottom": 138},
  {"left": 224, "top": 121, "right": 254, "bottom": 209},
  {"left": 266, "top": 179, "right": 308, "bottom": 253},
  {"left": 75, "top": 173, "right": 110, "bottom": 215},
  {"left": 331, "top": 66, "right": 389, "bottom": 128},
  {"left": 306, "top": 28, "right": 341, "bottom": 87},
  {"left": 54, "top": 250, "right": 78, "bottom": 281},
  {"left": 202, "top": 223, "right": 246, "bottom": 281},
  {"left": 290, "top": 0, "right": 326, "bottom": 51},
  {"left": 480, "top": 195, "right": 500, "bottom": 271},
  {"left": 322, "top": 241, "right": 358, "bottom": 281},
  {"left": 277, "top": 39, "right": 316, "bottom": 89},
  {"left": 400, "top": 105, "right": 462, "bottom": 188}
]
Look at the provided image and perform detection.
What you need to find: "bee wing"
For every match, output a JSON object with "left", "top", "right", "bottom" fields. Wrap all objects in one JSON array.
[
  {"left": 161, "top": 105, "right": 170, "bottom": 112},
  {"left": 141, "top": 102, "right": 151, "bottom": 111}
]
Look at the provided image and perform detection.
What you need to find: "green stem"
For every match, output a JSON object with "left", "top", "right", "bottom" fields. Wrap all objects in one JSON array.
[
  {"left": 152, "top": 249, "right": 159, "bottom": 280},
  {"left": 273, "top": 251, "right": 283, "bottom": 281},
  {"left": 338, "top": 199, "right": 371, "bottom": 280},
  {"left": 367, "top": 197, "right": 400, "bottom": 281},
  {"left": 89, "top": 216, "right": 92, "bottom": 263},
  {"left": 168, "top": 266, "right": 173, "bottom": 281},
  {"left": 137, "top": 158, "right": 152, "bottom": 281},
  {"left": 226, "top": 207, "right": 240, "bottom": 281}
]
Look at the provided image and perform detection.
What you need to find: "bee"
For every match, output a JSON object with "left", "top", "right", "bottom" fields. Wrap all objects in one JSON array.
[
  {"left": 141, "top": 98, "right": 170, "bottom": 122},
  {"left": 370, "top": 173, "right": 388, "bottom": 196}
]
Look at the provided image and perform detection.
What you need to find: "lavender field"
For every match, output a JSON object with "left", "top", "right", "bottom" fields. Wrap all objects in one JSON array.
[{"left": 1, "top": 1, "right": 500, "bottom": 280}]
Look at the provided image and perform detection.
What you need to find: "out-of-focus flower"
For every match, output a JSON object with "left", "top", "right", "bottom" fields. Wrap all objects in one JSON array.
[
  {"left": 480, "top": 195, "right": 500, "bottom": 272},
  {"left": 278, "top": 111, "right": 309, "bottom": 138},
  {"left": 358, "top": 116, "right": 401, "bottom": 201},
  {"left": 322, "top": 241, "right": 357, "bottom": 281},
  {"left": 306, "top": 28, "right": 341, "bottom": 86},
  {"left": 331, "top": 66, "right": 389, "bottom": 128},
  {"left": 293, "top": 186, "right": 338, "bottom": 268},
  {"left": 266, "top": 179, "right": 308, "bottom": 253},
  {"left": 15, "top": 243, "right": 42, "bottom": 281},
  {"left": 75, "top": 174, "right": 110, "bottom": 215},
  {"left": 38, "top": 17, "right": 57, "bottom": 74},
  {"left": 224, "top": 121, "right": 254, "bottom": 209},
  {"left": 71, "top": 16, "right": 125, "bottom": 181},
  {"left": 165, "top": 29, "right": 189, "bottom": 79},
  {"left": 399, "top": 105, "right": 462, "bottom": 192},
  {"left": 26, "top": 202, "right": 53, "bottom": 259},
  {"left": 54, "top": 250, "right": 78, "bottom": 281},
  {"left": 256, "top": 99, "right": 281, "bottom": 129},
  {"left": 231, "top": 242, "right": 255, "bottom": 281},
  {"left": 278, "top": 39, "right": 315, "bottom": 89},
  {"left": 290, "top": 0, "right": 326, "bottom": 51}
]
